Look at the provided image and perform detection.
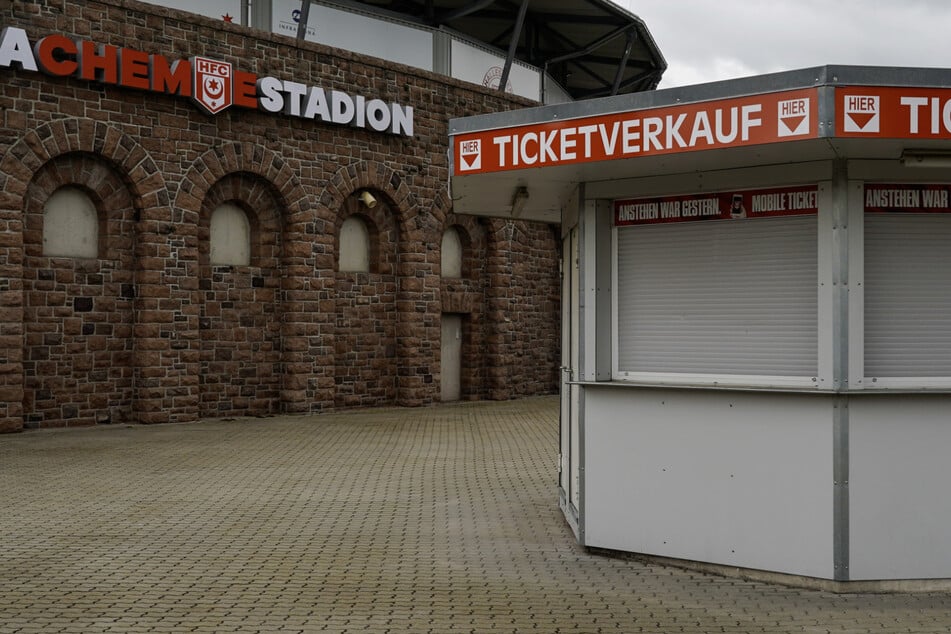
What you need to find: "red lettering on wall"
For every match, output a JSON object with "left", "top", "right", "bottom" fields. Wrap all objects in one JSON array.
[
  {"left": 34, "top": 35, "right": 78, "bottom": 76},
  {"left": 150, "top": 55, "right": 190, "bottom": 96},
  {"left": 119, "top": 48, "right": 151, "bottom": 90},
  {"left": 78, "top": 41, "right": 118, "bottom": 83},
  {"left": 233, "top": 70, "right": 258, "bottom": 108}
]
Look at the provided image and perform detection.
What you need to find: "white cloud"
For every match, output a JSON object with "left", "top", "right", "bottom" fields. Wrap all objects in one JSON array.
[{"left": 614, "top": 0, "right": 951, "bottom": 87}]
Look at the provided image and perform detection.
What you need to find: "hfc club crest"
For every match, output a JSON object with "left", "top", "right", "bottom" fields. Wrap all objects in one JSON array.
[{"left": 191, "top": 56, "right": 232, "bottom": 114}]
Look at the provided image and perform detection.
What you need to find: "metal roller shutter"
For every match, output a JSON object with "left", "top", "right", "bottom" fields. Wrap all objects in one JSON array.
[
  {"left": 616, "top": 216, "right": 818, "bottom": 377},
  {"left": 865, "top": 214, "right": 951, "bottom": 377}
]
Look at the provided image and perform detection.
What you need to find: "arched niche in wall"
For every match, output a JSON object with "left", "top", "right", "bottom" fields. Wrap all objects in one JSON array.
[
  {"left": 209, "top": 202, "right": 251, "bottom": 266},
  {"left": 43, "top": 186, "right": 99, "bottom": 259},
  {"left": 339, "top": 215, "right": 371, "bottom": 273},
  {"left": 441, "top": 226, "right": 463, "bottom": 278}
]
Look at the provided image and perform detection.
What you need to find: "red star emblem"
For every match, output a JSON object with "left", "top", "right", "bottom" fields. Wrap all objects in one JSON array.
[{"left": 222, "top": 13, "right": 234, "bottom": 22}]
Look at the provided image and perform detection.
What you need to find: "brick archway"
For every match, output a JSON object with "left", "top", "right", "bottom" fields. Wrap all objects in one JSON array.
[
  {"left": 0, "top": 119, "right": 168, "bottom": 431},
  {"left": 321, "top": 160, "right": 419, "bottom": 230},
  {"left": 1, "top": 119, "right": 166, "bottom": 207},
  {"left": 437, "top": 208, "right": 489, "bottom": 401},
  {"left": 176, "top": 143, "right": 323, "bottom": 415},
  {"left": 320, "top": 161, "right": 435, "bottom": 406}
]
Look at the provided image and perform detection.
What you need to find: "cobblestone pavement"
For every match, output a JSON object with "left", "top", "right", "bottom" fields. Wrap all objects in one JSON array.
[{"left": 2, "top": 396, "right": 951, "bottom": 633}]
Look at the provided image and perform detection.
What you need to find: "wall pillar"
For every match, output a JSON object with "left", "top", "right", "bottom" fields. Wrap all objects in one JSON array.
[
  {"left": 0, "top": 198, "right": 24, "bottom": 433},
  {"left": 485, "top": 219, "right": 516, "bottom": 400},
  {"left": 396, "top": 214, "right": 440, "bottom": 406},
  {"left": 281, "top": 229, "right": 335, "bottom": 413},
  {"left": 133, "top": 203, "right": 201, "bottom": 424}
]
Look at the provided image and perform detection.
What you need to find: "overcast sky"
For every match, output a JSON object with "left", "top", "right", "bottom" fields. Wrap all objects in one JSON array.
[{"left": 612, "top": 0, "right": 951, "bottom": 88}]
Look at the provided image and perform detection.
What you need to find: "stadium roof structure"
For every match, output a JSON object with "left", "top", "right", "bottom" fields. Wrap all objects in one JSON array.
[{"left": 342, "top": 0, "right": 667, "bottom": 99}]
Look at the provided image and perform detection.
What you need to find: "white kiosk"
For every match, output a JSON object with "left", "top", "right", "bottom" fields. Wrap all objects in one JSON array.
[{"left": 449, "top": 66, "right": 951, "bottom": 587}]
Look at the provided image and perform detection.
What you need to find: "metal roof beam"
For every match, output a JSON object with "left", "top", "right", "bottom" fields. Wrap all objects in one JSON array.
[
  {"left": 545, "top": 23, "right": 630, "bottom": 65},
  {"left": 531, "top": 20, "right": 616, "bottom": 92},
  {"left": 534, "top": 19, "right": 635, "bottom": 92},
  {"left": 343, "top": 0, "right": 665, "bottom": 99},
  {"left": 579, "top": 69, "right": 662, "bottom": 98},
  {"left": 437, "top": 0, "right": 496, "bottom": 24},
  {"left": 499, "top": 0, "right": 530, "bottom": 93},
  {"left": 611, "top": 29, "right": 636, "bottom": 96},
  {"left": 519, "top": 50, "right": 654, "bottom": 69},
  {"left": 296, "top": 0, "right": 312, "bottom": 40},
  {"left": 463, "top": 8, "right": 621, "bottom": 25},
  {"left": 489, "top": 24, "right": 515, "bottom": 49}
]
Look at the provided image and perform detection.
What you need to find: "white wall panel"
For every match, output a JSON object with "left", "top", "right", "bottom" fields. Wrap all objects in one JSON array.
[
  {"left": 583, "top": 386, "right": 834, "bottom": 579},
  {"left": 140, "top": 0, "right": 242, "bottom": 22},
  {"left": 272, "top": 0, "right": 433, "bottom": 70},
  {"left": 450, "top": 40, "right": 540, "bottom": 101},
  {"left": 849, "top": 396, "right": 951, "bottom": 580}
]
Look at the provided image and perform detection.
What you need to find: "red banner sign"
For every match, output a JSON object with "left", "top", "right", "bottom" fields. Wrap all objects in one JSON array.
[
  {"left": 455, "top": 89, "right": 818, "bottom": 176},
  {"left": 865, "top": 183, "right": 951, "bottom": 212},
  {"left": 837, "top": 87, "right": 951, "bottom": 139},
  {"left": 614, "top": 185, "right": 819, "bottom": 227}
]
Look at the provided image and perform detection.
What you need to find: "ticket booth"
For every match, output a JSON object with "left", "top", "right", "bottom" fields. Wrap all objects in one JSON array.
[{"left": 449, "top": 66, "right": 951, "bottom": 586}]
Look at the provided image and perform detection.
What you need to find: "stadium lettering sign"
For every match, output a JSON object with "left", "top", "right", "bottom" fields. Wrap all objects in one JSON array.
[{"left": 0, "top": 26, "right": 414, "bottom": 137}]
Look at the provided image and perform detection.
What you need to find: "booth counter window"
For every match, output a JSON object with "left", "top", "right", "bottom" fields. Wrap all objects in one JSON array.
[{"left": 612, "top": 185, "right": 820, "bottom": 389}]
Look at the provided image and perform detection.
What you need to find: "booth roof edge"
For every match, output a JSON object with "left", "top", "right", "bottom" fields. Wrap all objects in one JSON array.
[{"left": 449, "top": 64, "right": 951, "bottom": 136}]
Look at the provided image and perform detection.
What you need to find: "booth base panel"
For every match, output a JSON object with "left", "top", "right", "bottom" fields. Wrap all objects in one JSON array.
[
  {"left": 559, "top": 487, "right": 581, "bottom": 541},
  {"left": 585, "top": 547, "right": 951, "bottom": 594},
  {"left": 848, "top": 394, "right": 951, "bottom": 581},
  {"left": 576, "top": 385, "right": 951, "bottom": 583}
]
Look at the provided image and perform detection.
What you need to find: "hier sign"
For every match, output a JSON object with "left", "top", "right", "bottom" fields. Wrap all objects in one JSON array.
[{"left": 837, "top": 87, "right": 951, "bottom": 139}]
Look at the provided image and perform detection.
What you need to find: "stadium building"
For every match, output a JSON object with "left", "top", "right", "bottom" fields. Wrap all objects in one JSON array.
[{"left": 0, "top": 0, "right": 665, "bottom": 431}]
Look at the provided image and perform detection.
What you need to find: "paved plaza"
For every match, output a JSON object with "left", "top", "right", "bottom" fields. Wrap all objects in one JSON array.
[{"left": 2, "top": 396, "right": 950, "bottom": 633}]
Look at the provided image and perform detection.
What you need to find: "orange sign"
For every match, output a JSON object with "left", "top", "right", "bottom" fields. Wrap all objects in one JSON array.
[
  {"left": 453, "top": 88, "right": 818, "bottom": 176},
  {"left": 837, "top": 87, "right": 951, "bottom": 139}
]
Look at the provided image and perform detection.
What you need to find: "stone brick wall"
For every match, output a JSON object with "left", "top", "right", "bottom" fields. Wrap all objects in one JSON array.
[
  {"left": 333, "top": 193, "right": 399, "bottom": 409},
  {"left": 485, "top": 220, "right": 562, "bottom": 400},
  {"left": 440, "top": 213, "right": 489, "bottom": 400},
  {"left": 0, "top": 0, "right": 562, "bottom": 431},
  {"left": 197, "top": 174, "right": 284, "bottom": 418},
  {"left": 21, "top": 154, "right": 137, "bottom": 428}
]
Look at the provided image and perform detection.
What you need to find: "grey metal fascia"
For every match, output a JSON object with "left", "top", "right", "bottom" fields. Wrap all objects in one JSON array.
[
  {"left": 821, "top": 65, "right": 951, "bottom": 88},
  {"left": 449, "top": 65, "right": 951, "bottom": 137},
  {"left": 450, "top": 65, "right": 829, "bottom": 135}
]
